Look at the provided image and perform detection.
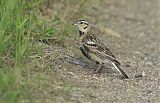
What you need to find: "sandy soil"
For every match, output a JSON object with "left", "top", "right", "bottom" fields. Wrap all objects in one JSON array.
[{"left": 37, "top": 0, "right": 160, "bottom": 103}]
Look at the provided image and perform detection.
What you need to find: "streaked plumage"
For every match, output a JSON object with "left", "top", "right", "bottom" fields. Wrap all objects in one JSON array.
[{"left": 73, "top": 20, "right": 128, "bottom": 78}]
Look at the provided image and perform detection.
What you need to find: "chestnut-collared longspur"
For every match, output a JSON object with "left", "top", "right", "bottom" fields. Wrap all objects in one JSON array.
[{"left": 73, "top": 19, "right": 129, "bottom": 78}]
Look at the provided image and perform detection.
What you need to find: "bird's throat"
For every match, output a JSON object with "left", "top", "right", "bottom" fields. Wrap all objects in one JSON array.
[{"left": 79, "top": 30, "right": 84, "bottom": 37}]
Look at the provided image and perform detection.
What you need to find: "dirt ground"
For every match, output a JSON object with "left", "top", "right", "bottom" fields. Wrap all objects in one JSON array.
[{"left": 32, "top": 0, "right": 160, "bottom": 103}]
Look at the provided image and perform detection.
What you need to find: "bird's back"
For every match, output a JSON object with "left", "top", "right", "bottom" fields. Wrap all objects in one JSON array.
[{"left": 81, "top": 30, "right": 119, "bottom": 64}]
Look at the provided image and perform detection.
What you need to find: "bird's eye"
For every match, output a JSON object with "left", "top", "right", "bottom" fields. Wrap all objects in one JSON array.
[{"left": 80, "top": 22, "right": 83, "bottom": 24}]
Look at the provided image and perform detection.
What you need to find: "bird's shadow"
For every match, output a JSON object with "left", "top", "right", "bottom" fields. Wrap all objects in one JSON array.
[
  {"left": 60, "top": 54, "right": 118, "bottom": 76},
  {"left": 60, "top": 54, "right": 144, "bottom": 80}
]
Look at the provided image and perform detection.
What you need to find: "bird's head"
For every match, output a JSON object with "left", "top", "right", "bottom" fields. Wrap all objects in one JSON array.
[{"left": 73, "top": 20, "right": 90, "bottom": 37}]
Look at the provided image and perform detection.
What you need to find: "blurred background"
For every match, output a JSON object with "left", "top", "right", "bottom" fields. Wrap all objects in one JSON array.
[{"left": 0, "top": 0, "right": 160, "bottom": 103}]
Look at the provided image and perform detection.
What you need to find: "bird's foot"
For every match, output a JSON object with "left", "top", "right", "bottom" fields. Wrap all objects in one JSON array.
[{"left": 92, "top": 65, "right": 103, "bottom": 73}]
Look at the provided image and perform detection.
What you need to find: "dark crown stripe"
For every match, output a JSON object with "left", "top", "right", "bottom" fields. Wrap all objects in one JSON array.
[{"left": 77, "top": 20, "right": 89, "bottom": 25}]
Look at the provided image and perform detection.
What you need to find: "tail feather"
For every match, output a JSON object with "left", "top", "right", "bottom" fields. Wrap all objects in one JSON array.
[
  {"left": 113, "top": 59, "right": 121, "bottom": 65},
  {"left": 111, "top": 62, "right": 129, "bottom": 78}
]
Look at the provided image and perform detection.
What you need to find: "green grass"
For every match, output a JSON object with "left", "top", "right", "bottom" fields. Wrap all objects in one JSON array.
[
  {"left": 0, "top": 68, "right": 20, "bottom": 103},
  {"left": 0, "top": 0, "right": 43, "bottom": 102},
  {"left": 0, "top": 0, "right": 90, "bottom": 102}
]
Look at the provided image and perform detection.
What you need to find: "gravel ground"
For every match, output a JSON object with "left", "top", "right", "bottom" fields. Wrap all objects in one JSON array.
[{"left": 46, "top": 0, "right": 160, "bottom": 103}]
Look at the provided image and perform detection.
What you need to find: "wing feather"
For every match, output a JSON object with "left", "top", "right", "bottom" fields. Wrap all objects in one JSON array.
[{"left": 83, "top": 34, "right": 115, "bottom": 60}]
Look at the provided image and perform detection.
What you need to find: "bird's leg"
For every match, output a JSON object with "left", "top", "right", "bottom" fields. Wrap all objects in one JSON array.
[
  {"left": 93, "top": 61, "right": 99, "bottom": 70},
  {"left": 95, "top": 64, "right": 103, "bottom": 73},
  {"left": 92, "top": 62, "right": 102, "bottom": 73}
]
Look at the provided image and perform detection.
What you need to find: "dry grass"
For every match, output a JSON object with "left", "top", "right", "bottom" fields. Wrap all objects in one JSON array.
[{"left": 0, "top": 0, "right": 100, "bottom": 102}]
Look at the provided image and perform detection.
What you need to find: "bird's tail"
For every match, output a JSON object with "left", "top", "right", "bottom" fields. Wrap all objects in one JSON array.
[{"left": 111, "top": 61, "right": 129, "bottom": 78}]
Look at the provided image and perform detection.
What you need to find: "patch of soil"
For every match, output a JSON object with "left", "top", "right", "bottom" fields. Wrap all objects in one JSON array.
[{"left": 36, "top": 0, "right": 160, "bottom": 102}]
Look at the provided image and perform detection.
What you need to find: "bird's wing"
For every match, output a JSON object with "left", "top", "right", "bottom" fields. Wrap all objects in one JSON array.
[
  {"left": 82, "top": 33, "right": 122, "bottom": 65},
  {"left": 80, "top": 46, "right": 92, "bottom": 60},
  {"left": 84, "top": 34, "right": 115, "bottom": 58}
]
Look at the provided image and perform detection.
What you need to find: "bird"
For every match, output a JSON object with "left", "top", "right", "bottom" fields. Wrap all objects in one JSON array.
[{"left": 73, "top": 19, "right": 129, "bottom": 78}]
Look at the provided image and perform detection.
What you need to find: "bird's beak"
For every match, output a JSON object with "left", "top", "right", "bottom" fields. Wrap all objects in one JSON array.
[{"left": 72, "top": 23, "right": 77, "bottom": 26}]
